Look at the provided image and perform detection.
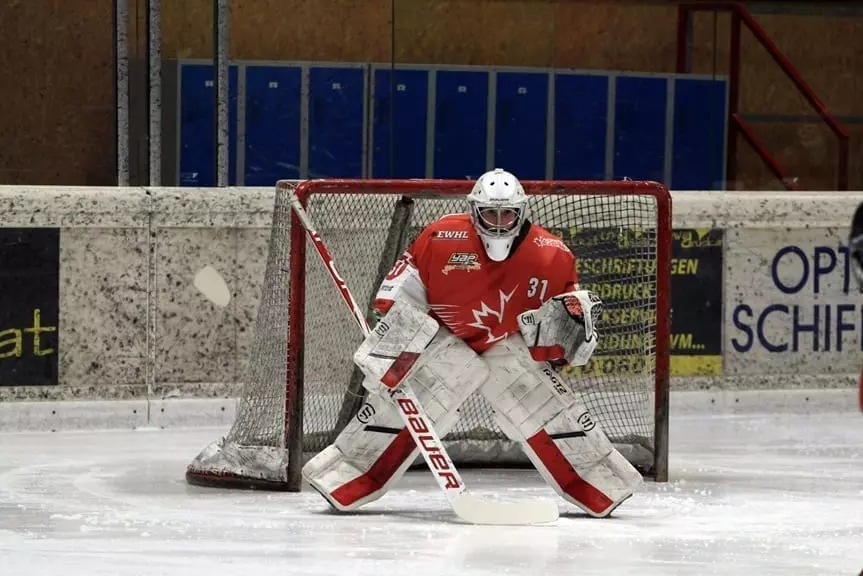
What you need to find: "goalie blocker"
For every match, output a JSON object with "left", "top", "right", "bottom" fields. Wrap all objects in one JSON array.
[{"left": 304, "top": 296, "right": 642, "bottom": 517}]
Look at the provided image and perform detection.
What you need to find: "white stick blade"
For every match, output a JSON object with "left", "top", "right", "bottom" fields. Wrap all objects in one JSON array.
[
  {"left": 452, "top": 495, "right": 559, "bottom": 525},
  {"left": 194, "top": 265, "right": 231, "bottom": 308}
]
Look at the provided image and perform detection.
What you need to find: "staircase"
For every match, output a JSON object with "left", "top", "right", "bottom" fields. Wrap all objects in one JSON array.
[{"left": 675, "top": 1, "right": 849, "bottom": 190}]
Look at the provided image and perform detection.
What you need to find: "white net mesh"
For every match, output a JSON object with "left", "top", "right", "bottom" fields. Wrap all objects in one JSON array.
[{"left": 186, "top": 180, "right": 669, "bottom": 490}]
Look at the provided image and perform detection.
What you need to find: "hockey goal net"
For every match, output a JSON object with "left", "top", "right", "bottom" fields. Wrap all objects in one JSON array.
[{"left": 186, "top": 178, "right": 671, "bottom": 490}]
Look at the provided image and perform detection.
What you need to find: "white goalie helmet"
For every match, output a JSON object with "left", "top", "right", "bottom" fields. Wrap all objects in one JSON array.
[{"left": 467, "top": 168, "right": 529, "bottom": 262}]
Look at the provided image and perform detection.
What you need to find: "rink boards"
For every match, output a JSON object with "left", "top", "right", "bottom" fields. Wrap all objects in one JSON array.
[{"left": 0, "top": 186, "right": 861, "bottom": 423}]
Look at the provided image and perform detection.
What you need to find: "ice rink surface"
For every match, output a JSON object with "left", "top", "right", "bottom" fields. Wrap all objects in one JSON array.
[{"left": 1, "top": 411, "right": 862, "bottom": 576}]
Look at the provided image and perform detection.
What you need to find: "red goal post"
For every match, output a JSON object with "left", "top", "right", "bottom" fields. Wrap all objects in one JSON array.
[{"left": 185, "top": 178, "right": 672, "bottom": 491}]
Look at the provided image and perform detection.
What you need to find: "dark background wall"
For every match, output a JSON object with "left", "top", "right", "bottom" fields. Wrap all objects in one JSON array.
[
  {"left": 0, "top": 1, "right": 115, "bottom": 185},
  {"left": 1, "top": 0, "right": 860, "bottom": 189}
]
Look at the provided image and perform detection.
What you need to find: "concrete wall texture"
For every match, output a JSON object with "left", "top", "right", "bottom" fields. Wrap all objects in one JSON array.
[{"left": 0, "top": 1, "right": 861, "bottom": 190}]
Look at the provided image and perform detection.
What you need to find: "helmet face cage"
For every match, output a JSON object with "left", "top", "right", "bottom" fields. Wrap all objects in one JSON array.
[
  {"left": 466, "top": 169, "right": 529, "bottom": 261},
  {"left": 472, "top": 204, "right": 524, "bottom": 237}
]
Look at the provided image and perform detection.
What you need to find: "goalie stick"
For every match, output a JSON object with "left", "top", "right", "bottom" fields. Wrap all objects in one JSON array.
[{"left": 287, "top": 187, "right": 559, "bottom": 525}]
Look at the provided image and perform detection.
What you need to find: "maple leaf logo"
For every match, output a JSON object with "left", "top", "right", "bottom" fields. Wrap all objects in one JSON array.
[
  {"left": 468, "top": 287, "right": 518, "bottom": 344},
  {"left": 429, "top": 303, "right": 471, "bottom": 338}
]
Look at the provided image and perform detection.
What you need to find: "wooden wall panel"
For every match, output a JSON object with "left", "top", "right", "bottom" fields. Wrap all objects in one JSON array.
[
  {"left": 735, "top": 122, "right": 841, "bottom": 191},
  {"left": 162, "top": 0, "right": 212, "bottom": 59},
  {"left": 1, "top": 0, "right": 859, "bottom": 188},
  {"left": 690, "top": 11, "right": 731, "bottom": 76},
  {"left": 232, "top": 0, "right": 392, "bottom": 62},
  {"left": 162, "top": 0, "right": 393, "bottom": 62},
  {"left": 0, "top": 0, "right": 115, "bottom": 185},
  {"left": 683, "top": 8, "right": 860, "bottom": 190},
  {"left": 552, "top": 2, "right": 677, "bottom": 71},
  {"left": 741, "top": 13, "right": 863, "bottom": 117},
  {"left": 688, "top": 10, "right": 862, "bottom": 115},
  {"left": 392, "top": 0, "right": 557, "bottom": 66}
]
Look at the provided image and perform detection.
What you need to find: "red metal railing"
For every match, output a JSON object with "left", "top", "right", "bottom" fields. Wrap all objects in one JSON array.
[{"left": 676, "top": 1, "right": 850, "bottom": 190}]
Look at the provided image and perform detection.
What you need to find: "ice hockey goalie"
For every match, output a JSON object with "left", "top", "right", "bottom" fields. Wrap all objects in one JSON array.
[{"left": 302, "top": 168, "right": 643, "bottom": 517}]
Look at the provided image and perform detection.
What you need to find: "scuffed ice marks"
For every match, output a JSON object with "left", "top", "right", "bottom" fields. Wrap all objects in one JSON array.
[{"left": 0, "top": 416, "right": 861, "bottom": 576}]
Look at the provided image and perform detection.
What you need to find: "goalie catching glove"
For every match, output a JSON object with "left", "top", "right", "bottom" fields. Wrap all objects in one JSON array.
[{"left": 517, "top": 290, "right": 602, "bottom": 367}]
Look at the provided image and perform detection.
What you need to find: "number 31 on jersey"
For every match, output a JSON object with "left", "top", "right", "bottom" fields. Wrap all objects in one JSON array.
[{"left": 527, "top": 277, "right": 548, "bottom": 300}]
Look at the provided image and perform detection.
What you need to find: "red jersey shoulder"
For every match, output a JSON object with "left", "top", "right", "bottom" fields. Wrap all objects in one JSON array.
[
  {"left": 528, "top": 225, "right": 573, "bottom": 255},
  {"left": 522, "top": 224, "right": 575, "bottom": 266},
  {"left": 425, "top": 214, "right": 475, "bottom": 241},
  {"left": 519, "top": 225, "right": 578, "bottom": 291},
  {"left": 410, "top": 214, "right": 479, "bottom": 280}
]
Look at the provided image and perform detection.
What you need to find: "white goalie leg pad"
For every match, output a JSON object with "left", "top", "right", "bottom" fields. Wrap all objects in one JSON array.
[
  {"left": 353, "top": 299, "right": 442, "bottom": 395},
  {"left": 302, "top": 327, "right": 489, "bottom": 511},
  {"left": 479, "top": 335, "right": 642, "bottom": 517}
]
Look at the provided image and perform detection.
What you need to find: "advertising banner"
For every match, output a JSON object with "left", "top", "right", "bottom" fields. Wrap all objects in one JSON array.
[
  {"left": 0, "top": 228, "right": 60, "bottom": 386},
  {"left": 556, "top": 226, "right": 723, "bottom": 377},
  {"left": 668, "top": 228, "right": 723, "bottom": 376},
  {"left": 725, "top": 228, "right": 860, "bottom": 376}
]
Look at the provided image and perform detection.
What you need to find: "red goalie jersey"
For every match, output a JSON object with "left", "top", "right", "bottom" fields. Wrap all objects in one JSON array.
[{"left": 373, "top": 213, "right": 578, "bottom": 354}]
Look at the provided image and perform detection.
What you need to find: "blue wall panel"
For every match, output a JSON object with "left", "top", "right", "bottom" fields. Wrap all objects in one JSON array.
[
  {"left": 613, "top": 76, "right": 667, "bottom": 182},
  {"left": 553, "top": 74, "right": 608, "bottom": 180},
  {"left": 372, "top": 68, "right": 428, "bottom": 178},
  {"left": 174, "top": 59, "right": 728, "bottom": 189},
  {"left": 672, "top": 78, "right": 727, "bottom": 190},
  {"left": 494, "top": 72, "right": 548, "bottom": 179},
  {"left": 433, "top": 70, "right": 488, "bottom": 179},
  {"left": 309, "top": 66, "right": 365, "bottom": 178},
  {"left": 244, "top": 65, "right": 302, "bottom": 185},
  {"left": 179, "top": 64, "right": 239, "bottom": 186}
]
